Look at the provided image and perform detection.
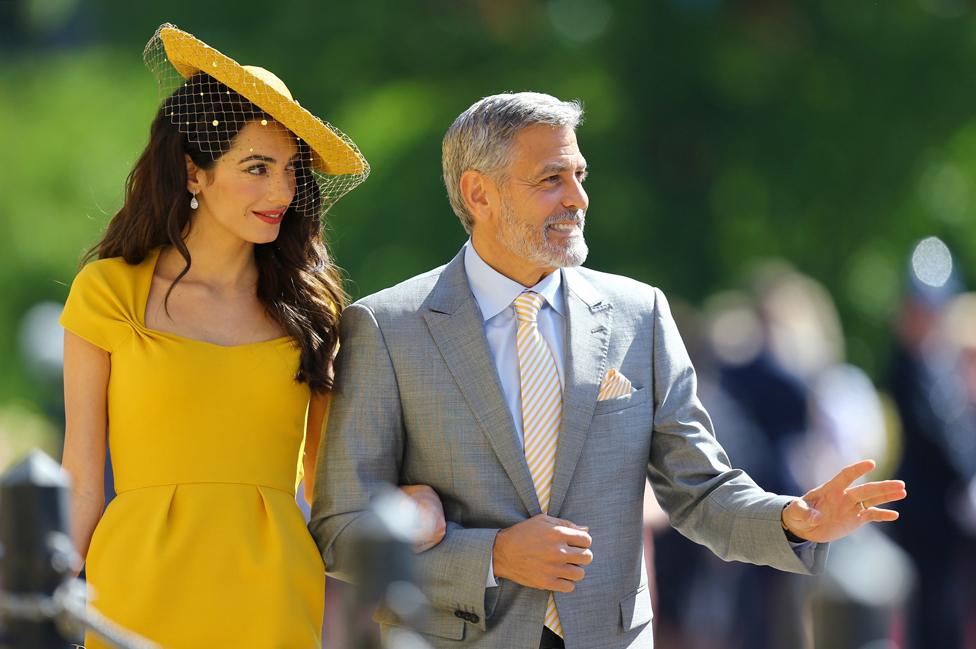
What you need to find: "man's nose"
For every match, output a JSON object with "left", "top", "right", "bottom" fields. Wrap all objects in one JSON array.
[{"left": 562, "top": 175, "right": 588, "bottom": 212}]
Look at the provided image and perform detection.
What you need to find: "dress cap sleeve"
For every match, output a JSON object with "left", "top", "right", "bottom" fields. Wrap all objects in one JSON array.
[{"left": 60, "top": 259, "right": 136, "bottom": 353}]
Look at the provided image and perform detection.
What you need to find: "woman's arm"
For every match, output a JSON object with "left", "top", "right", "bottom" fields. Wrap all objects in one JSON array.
[
  {"left": 302, "top": 391, "right": 330, "bottom": 503},
  {"left": 61, "top": 330, "right": 110, "bottom": 563},
  {"left": 304, "top": 384, "right": 445, "bottom": 551},
  {"left": 399, "top": 484, "right": 447, "bottom": 553},
  {"left": 304, "top": 356, "right": 444, "bottom": 551}
]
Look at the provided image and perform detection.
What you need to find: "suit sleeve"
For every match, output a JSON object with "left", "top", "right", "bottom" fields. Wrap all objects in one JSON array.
[
  {"left": 645, "top": 287, "right": 827, "bottom": 575},
  {"left": 308, "top": 303, "right": 499, "bottom": 628}
]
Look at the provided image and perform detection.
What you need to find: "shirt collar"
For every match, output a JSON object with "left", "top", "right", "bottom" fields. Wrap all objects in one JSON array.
[{"left": 463, "top": 240, "right": 564, "bottom": 322}]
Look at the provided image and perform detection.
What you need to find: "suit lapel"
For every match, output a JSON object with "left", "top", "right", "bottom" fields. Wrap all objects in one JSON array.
[
  {"left": 548, "top": 267, "right": 612, "bottom": 516},
  {"left": 423, "top": 250, "right": 541, "bottom": 515}
]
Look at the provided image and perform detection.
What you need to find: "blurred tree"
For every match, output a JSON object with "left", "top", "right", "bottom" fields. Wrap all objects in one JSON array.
[{"left": 1, "top": 0, "right": 974, "bottom": 404}]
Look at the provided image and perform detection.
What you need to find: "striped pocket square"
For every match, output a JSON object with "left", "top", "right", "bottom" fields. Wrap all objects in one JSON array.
[{"left": 598, "top": 368, "right": 634, "bottom": 401}]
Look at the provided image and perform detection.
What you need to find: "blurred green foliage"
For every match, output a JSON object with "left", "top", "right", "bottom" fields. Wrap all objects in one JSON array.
[
  {"left": 2, "top": 0, "right": 976, "bottom": 432},
  {"left": 0, "top": 400, "right": 61, "bottom": 470}
]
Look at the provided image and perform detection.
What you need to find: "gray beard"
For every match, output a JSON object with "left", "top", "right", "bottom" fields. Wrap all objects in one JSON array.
[{"left": 496, "top": 203, "right": 588, "bottom": 270}]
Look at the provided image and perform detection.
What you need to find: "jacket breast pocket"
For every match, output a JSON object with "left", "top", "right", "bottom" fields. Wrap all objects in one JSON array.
[{"left": 593, "top": 385, "right": 649, "bottom": 416}]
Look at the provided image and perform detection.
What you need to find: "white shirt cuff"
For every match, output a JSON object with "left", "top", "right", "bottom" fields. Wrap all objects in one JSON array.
[{"left": 486, "top": 554, "right": 498, "bottom": 587}]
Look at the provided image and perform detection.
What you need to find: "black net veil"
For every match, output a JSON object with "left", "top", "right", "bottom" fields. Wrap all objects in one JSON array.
[{"left": 142, "top": 23, "right": 369, "bottom": 221}]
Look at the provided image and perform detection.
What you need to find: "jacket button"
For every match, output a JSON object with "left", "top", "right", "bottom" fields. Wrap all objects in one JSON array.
[
  {"left": 467, "top": 613, "right": 480, "bottom": 623},
  {"left": 454, "top": 610, "right": 466, "bottom": 620}
]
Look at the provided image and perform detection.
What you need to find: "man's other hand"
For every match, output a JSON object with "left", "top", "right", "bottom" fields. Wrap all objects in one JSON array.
[
  {"left": 782, "top": 459, "right": 907, "bottom": 543},
  {"left": 492, "top": 514, "right": 594, "bottom": 592}
]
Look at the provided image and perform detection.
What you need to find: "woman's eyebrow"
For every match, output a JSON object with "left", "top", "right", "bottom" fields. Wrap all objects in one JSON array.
[
  {"left": 238, "top": 154, "right": 276, "bottom": 164},
  {"left": 237, "top": 153, "right": 302, "bottom": 164}
]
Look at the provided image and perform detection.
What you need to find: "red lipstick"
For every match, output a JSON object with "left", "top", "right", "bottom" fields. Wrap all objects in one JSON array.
[{"left": 253, "top": 209, "right": 285, "bottom": 224}]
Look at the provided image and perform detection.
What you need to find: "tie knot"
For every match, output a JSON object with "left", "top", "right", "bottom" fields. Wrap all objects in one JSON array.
[{"left": 513, "top": 291, "right": 545, "bottom": 323}]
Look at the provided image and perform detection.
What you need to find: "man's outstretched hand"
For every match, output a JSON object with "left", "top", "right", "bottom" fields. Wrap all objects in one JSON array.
[{"left": 781, "top": 459, "right": 907, "bottom": 543}]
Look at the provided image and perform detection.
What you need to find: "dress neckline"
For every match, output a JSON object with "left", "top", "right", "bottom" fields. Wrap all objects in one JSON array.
[{"left": 136, "top": 247, "right": 292, "bottom": 350}]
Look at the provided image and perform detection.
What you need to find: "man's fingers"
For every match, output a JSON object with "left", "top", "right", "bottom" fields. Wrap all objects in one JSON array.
[
  {"left": 546, "top": 515, "right": 582, "bottom": 527},
  {"left": 861, "top": 492, "right": 907, "bottom": 509},
  {"left": 545, "top": 515, "right": 572, "bottom": 525},
  {"left": 547, "top": 515, "right": 589, "bottom": 532},
  {"left": 550, "top": 578, "right": 577, "bottom": 593},
  {"left": 555, "top": 526, "right": 593, "bottom": 548},
  {"left": 859, "top": 507, "right": 900, "bottom": 523},
  {"left": 827, "top": 459, "right": 876, "bottom": 490},
  {"left": 846, "top": 481, "right": 907, "bottom": 507},
  {"left": 845, "top": 480, "right": 906, "bottom": 500},
  {"left": 562, "top": 547, "right": 593, "bottom": 566},
  {"left": 555, "top": 563, "right": 586, "bottom": 582},
  {"left": 786, "top": 498, "right": 822, "bottom": 529}
]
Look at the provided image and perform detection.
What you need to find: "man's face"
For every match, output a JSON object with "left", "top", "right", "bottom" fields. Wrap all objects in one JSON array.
[{"left": 488, "top": 124, "right": 590, "bottom": 279}]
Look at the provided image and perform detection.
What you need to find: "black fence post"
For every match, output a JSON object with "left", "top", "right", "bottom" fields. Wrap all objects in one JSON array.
[{"left": 0, "top": 450, "right": 75, "bottom": 649}]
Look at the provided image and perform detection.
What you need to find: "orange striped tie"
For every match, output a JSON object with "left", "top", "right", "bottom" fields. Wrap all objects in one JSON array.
[{"left": 512, "top": 291, "right": 563, "bottom": 637}]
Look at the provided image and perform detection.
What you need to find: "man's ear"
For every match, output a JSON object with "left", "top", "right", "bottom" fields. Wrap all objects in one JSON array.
[
  {"left": 185, "top": 154, "right": 206, "bottom": 194},
  {"left": 459, "top": 169, "right": 500, "bottom": 227}
]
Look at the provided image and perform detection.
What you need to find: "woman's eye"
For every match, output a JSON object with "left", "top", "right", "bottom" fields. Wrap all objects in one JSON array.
[{"left": 246, "top": 164, "right": 268, "bottom": 176}]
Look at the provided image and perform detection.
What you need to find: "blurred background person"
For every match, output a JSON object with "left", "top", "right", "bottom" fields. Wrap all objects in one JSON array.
[
  {"left": 888, "top": 237, "right": 976, "bottom": 649},
  {"left": 653, "top": 262, "right": 907, "bottom": 649},
  {"left": 652, "top": 294, "right": 798, "bottom": 649}
]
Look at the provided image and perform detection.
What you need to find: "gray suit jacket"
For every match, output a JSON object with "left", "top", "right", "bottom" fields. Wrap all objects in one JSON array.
[{"left": 309, "top": 247, "right": 826, "bottom": 649}]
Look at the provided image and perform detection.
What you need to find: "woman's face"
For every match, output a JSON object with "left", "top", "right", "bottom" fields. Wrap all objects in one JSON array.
[{"left": 189, "top": 120, "right": 300, "bottom": 245}]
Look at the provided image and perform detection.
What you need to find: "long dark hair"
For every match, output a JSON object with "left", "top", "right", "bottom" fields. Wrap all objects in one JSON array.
[{"left": 86, "top": 73, "right": 346, "bottom": 392}]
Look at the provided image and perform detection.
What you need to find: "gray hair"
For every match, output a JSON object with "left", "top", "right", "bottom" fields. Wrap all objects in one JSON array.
[{"left": 442, "top": 92, "right": 584, "bottom": 233}]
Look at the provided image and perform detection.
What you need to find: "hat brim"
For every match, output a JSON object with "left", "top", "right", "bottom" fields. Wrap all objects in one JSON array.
[{"left": 158, "top": 26, "right": 365, "bottom": 176}]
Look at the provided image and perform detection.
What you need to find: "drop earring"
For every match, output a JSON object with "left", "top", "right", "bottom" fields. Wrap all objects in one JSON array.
[{"left": 190, "top": 191, "right": 199, "bottom": 210}]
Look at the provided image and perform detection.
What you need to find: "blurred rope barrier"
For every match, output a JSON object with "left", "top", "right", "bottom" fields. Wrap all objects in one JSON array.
[{"left": 0, "top": 579, "right": 161, "bottom": 649}]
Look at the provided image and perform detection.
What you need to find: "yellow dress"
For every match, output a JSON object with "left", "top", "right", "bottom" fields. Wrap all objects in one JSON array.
[{"left": 60, "top": 248, "right": 325, "bottom": 649}]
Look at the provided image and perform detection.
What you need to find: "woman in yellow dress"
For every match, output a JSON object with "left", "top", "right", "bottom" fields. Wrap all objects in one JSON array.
[{"left": 60, "top": 24, "right": 443, "bottom": 648}]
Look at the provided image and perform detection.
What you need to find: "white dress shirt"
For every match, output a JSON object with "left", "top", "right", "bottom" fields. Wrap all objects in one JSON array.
[
  {"left": 464, "top": 241, "right": 568, "bottom": 587},
  {"left": 463, "top": 241, "right": 566, "bottom": 447}
]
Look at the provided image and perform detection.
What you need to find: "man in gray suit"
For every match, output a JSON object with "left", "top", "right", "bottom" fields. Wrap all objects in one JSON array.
[{"left": 309, "top": 92, "right": 907, "bottom": 649}]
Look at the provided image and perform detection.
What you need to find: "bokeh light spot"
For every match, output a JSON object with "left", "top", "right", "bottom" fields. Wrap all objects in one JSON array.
[{"left": 911, "top": 236, "right": 953, "bottom": 288}]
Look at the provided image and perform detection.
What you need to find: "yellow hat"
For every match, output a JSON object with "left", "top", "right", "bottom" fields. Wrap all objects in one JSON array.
[{"left": 153, "top": 24, "right": 367, "bottom": 177}]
